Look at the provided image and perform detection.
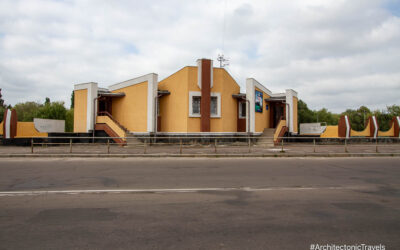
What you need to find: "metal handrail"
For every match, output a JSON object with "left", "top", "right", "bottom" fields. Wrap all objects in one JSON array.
[{"left": 97, "top": 111, "right": 129, "bottom": 132}]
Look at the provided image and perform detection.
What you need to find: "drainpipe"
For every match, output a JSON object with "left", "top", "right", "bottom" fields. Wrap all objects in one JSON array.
[{"left": 92, "top": 96, "right": 98, "bottom": 143}]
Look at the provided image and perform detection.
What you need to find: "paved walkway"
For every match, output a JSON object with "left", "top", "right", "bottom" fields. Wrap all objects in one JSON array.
[{"left": 1, "top": 142, "right": 400, "bottom": 156}]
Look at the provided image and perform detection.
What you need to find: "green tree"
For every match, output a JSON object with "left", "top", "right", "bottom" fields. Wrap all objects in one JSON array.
[
  {"left": 70, "top": 91, "right": 74, "bottom": 109},
  {"left": 342, "top": 106, "right": 372, "bottom": 131},
  {"left": 298, "top": 100, "right": 315, "bottom": 124},
  {"left": 387, "top": 104, "right": 400, "bottom": 117},
  {"left": 0, "top": 89, "right": 6, "bottom": 122},
  {"left": 36, "top": 101, "right": 67, "bottom": 120},
  {"left": 13, "top": 102, "right": 42, "bottom": 122},
  {"left": 374, "top": 110, "right": 392, "bottom": 131},
  {"left": 65, "top": 108, "right": 74, "bottom": 132}
]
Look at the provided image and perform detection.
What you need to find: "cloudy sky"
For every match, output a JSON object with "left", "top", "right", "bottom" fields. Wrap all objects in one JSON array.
[{"left": 0, "top": 0, "right": 399, "bottom": 112}]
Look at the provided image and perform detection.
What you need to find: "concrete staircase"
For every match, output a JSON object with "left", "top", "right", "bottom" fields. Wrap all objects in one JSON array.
[{"left": 256, "top": 128, "right": 275, "bottom": 147}]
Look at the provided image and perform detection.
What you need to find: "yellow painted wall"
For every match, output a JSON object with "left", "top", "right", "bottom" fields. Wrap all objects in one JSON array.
[
  {"left": 187, "top": 67, "right": 201, "bottom": 132},
  {"left": 378, "top": 126, "right": 395, "bottom": 137},
  {"left": 15, "top": 122, "right": 48, "bottom": 138},
  {"left": 350, "top": 120, "right": 371, "bottom": 137},
  {"left": 158, "top": 67, "right": 190, "bottom": 132},
  {"left": 255, "top": 87, "right": 271, "bottom": 133},
  {"left": 293, "top": 96, "right": 298, "bottom": 133},
  {"left": 217, "top": 68, "right": 240, "bottom": 132},
  {"left": 274, "top": 119, "right": 286, "bottom": 142},
  {"left": 159, "top": 66, "right": 240, "bottom": 133},
  {"left": 111, "top": 81, "right": 148, "bottom": 132},
  {"left": 97, "top": 116, "right": 126, "bottom": 138},
  {"left": 320, "top": 126, "right": 339, "bottom": 138},
  {"left": 73, "top": 89, "right": 87, "bottom": 132},
  {"left": 0, "top": 121, "right": 3, "bottom": 135}
]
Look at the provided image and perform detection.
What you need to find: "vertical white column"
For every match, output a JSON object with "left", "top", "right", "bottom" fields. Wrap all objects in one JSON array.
[
  {"left": 246, "top": 78, "right": 255, "bottom": 133},
  {"left": 147, "top": 73, "right": 158, "bottom": 133},
  {"left": 5, "top": 109, "right": 11, "bottom": 139},
  {"left": 86, "top": 82, "right": 98, "bottom": 132},
  {"left": 285, "top": 89, "right": 297, "bottom": 134}
]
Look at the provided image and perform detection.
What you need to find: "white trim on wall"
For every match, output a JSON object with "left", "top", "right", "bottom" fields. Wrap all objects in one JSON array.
[
  {"left": 210, "top": 92, "right": 221, "bottom": 118},
  {"left": 285, "top": 89, "right": 298, "bottom": 134},
  {"left": 5, "top": 109, "right": 11, "bottom": 139},
  {"left": 196, "top": 59, "right": 213, "bottom": 89},
  {"left": 74, "top": 82, "right": 98, "bottom": 132},
  {"left": 372, "top": 116, "right": 378, "bottom": 138},
  {"left": 189, "top": 91, "right": 201, "bottom": 118},
  {"left": 345, "top": 115, "right": 350, "bottom": 139},
  {"left": 188, "top": 91, "right": 221, "bottom": 118},
  {"left": 246, "top": 78, "right": 256, "bottom": 133},
  {"left": 147, "top": 73, "right": 158, "bottom": 133}
]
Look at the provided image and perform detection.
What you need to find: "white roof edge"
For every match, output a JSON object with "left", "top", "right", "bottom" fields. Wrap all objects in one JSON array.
[
  {"left": 108, "top": 73, "right": 158, "bottom": 91},
  {"left": 74, "top": 82, "right": 98, "bottom": 90},
  {"left": 270, "top": 93, "right": 286, "bottom": 97},
  {"left": 285, "top": 89, "right": 298, "bottom": 97},
  {"left": 247, "top": 78, "right": 273, "bottom": 96}
]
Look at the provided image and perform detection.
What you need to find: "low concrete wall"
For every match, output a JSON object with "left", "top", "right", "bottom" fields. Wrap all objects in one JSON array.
[
  {"left": 34, "top": 118, "right": 65, "bottom": 133},
  {"left": 300, "top": 123, "right": 327, "bottom": 135}
]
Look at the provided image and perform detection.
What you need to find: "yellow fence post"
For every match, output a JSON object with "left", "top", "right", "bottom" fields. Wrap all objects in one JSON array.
[
  {"left": 31, "top": 139, "right": 34, "bottom": 154},
  {"left": 214, "top": 139, "right": 217, "bottom": 153},
  {"left": 180, "top": 139, "right": 182, "bottom": 154},
  {"left": 248, "top": 138, "right": 251, "bottom": 153},
  {"left": 107, "top": 139, "right": 110, "bottom": 154},
  {"left": 281, "top": 139, "right": 284, "bottom": 152},
  {"left": 344, "top": 139, "right": 348, "bottom": 153},
  {"left": 144, "top": 139, "right": 147, "bottom": 154},
  {"left": 375, "top": 139, "right": 378, "bottom": 153}
]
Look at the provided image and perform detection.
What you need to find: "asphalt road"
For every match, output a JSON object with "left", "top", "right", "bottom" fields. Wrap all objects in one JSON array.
[{"left": 0, "top": 158, "right": 399, "bottom": 249}]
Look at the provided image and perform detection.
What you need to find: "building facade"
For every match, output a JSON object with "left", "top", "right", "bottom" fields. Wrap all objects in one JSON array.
[{"left": 73, "top": 58, "right": 298, "bottom": 140}]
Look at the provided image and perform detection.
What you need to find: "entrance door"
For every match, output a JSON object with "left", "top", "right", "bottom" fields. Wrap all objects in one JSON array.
[{"left": 273, "top": 104, "right": 284, "bottom": 128}]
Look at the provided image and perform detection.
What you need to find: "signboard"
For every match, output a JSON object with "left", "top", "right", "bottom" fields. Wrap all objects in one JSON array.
[
  {"left": 34, "top": 118, "right": 65, "bottom": 133},
  {"left": 255, "top": 90, "right": 263, "bottom": 113}
]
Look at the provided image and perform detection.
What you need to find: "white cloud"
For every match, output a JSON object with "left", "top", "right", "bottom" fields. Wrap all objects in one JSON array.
[{"left": 0, "top": 0, "right": 399, "bottom": 113}]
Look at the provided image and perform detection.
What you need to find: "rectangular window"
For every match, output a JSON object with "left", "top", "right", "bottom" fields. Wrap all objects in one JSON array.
[
  {"left": 210, "top": 96, "right": 218, "bottom": 115},
  {"left": 239, "top": 102, "right": 246, "bottom": 118},
  {"left": 192, "top": 96, "right": 201, "bottom": 115}
]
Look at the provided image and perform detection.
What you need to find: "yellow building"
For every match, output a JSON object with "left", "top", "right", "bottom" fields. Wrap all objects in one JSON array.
[{"left": 73, "top": 59, "right": 298, "bottom": 138}]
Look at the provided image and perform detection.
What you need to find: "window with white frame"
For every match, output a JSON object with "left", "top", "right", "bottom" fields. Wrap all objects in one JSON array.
[
  {"left": 192, "top": 96, "right": 201, "bottom": 115},
  {"left": 239, "top": 101, "right": 246, "bottom": 119},
  {"left": 189, "top": 91, "right": 221, "bottom": 118},
  {"left": 211, "top": 96, "right": 218, "bottom": 115}
]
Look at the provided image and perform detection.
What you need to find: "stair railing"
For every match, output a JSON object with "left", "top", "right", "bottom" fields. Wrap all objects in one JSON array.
[{"left": 97, "top": 111, "right": 129, "bottom": 133}]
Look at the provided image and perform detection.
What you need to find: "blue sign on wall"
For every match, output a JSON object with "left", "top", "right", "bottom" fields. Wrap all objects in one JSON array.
[
  {"left": 255, "top": 90, "right": 263, "bottom": 113},
  {"left": 266, "top": 104, "right": 268, "bottom": 111}
]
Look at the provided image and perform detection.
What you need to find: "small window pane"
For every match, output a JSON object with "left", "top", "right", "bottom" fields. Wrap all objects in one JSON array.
[
  {"left": 211, "top": 96, "right": 218, "bottom": 115},
  {"left": 240, "top": 102, "right": 246, "bottom": 117},
  {"left": 193, "top": 96, "right": 201, "bottom": 114}
]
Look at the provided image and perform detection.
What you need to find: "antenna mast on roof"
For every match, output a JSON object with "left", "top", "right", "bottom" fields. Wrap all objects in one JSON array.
[{"left": 217, "top": 54, "right": 229, "bottom": 68}]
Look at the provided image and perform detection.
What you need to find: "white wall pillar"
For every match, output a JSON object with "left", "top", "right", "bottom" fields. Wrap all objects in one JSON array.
[
  {"left": 285, "top": 89, "right": 297, "bottom": 134},
  {"left": 246, "top": 78, "right": 256, "bottom": 133},
  {"left": 74, "top": 82, "right": 98, "bottom": 132},
  {"left": 147, "top": 73, "right": 158, "bottom": 133}
]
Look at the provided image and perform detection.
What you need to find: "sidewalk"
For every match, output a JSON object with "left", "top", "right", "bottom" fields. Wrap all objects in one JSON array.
[{"left": 1, "top": 143, "right": 399, "bottom": 157}]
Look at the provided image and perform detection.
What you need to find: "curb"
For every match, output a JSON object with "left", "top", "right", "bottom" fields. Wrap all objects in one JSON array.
[{"left": 0, "top": 153, "right": 399, "bottom": 158}]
